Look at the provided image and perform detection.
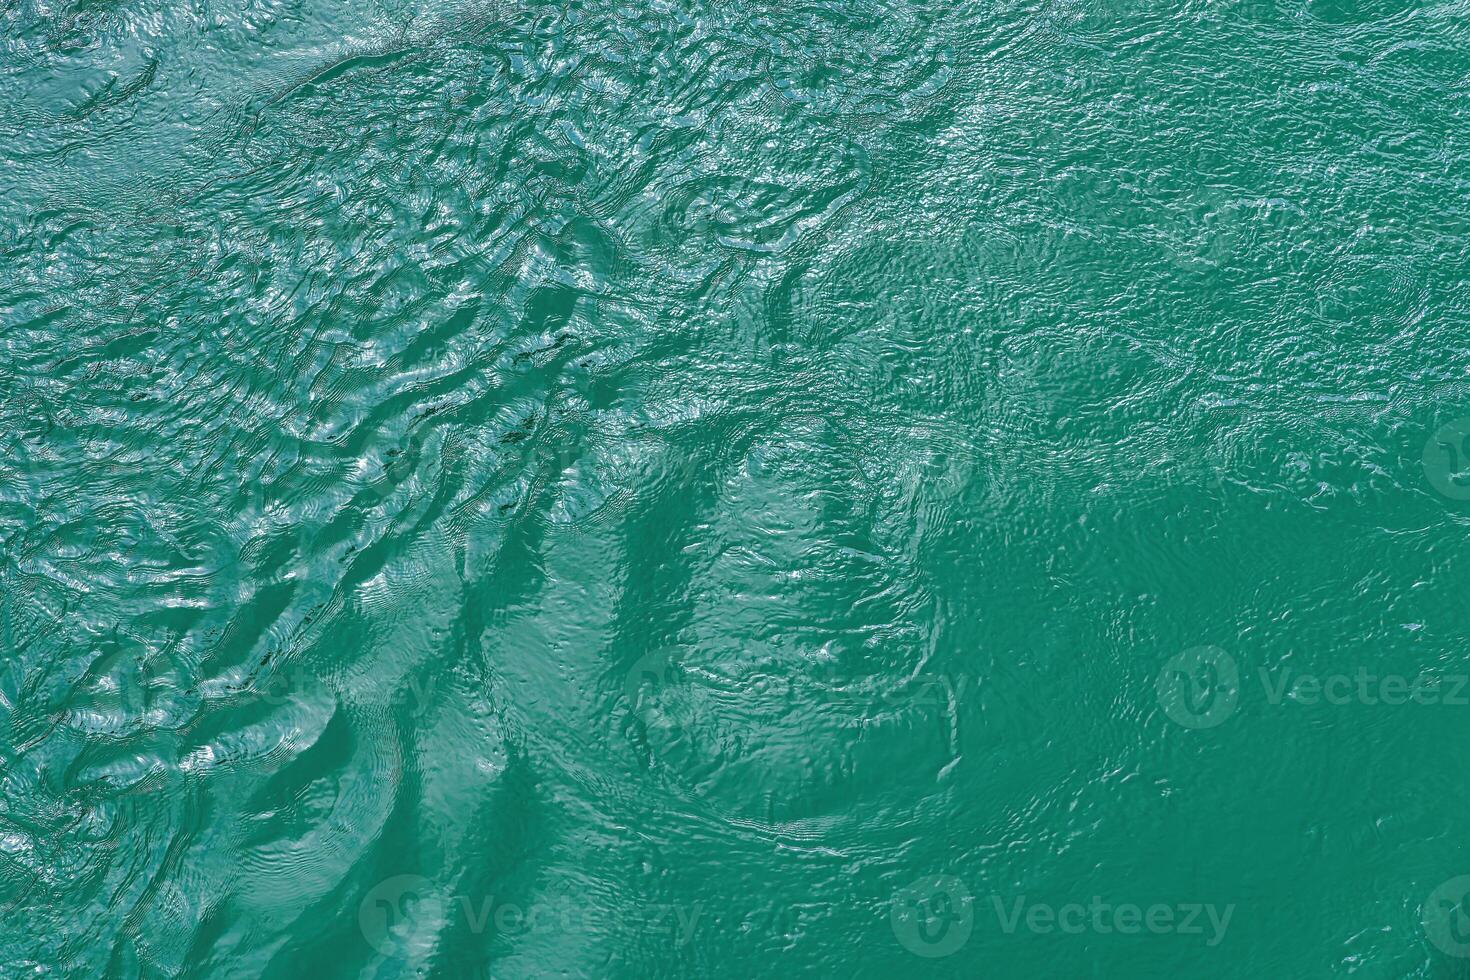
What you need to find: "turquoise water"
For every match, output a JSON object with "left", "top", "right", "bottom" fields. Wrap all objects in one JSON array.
[{"left": 4, "top": 0, "right": 1470, "bottom": 976}]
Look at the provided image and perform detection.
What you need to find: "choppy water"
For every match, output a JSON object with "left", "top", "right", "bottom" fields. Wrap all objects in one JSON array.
[{"left": 4, "top": 0, "right": 1470, "bottom": 976}]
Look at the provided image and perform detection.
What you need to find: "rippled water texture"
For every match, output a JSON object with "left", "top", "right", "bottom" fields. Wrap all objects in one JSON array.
[{"left": 4, "top": 0, "right": 1470, "bottom": 976}]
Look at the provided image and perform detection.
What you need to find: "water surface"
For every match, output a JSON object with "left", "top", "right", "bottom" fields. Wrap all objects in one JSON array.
[{"left": 3, "top": 0, "right": 1469, "bottom": 976}]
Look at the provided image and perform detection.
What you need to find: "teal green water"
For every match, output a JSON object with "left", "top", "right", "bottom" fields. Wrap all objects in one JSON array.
[{"left": 4, "top": 0, "right": 1470, "bottom": 976}]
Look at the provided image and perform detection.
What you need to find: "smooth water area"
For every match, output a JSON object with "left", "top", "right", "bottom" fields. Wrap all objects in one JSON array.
[{"left": 3, "top": 0, "right": 1470, "bottom": 976}]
